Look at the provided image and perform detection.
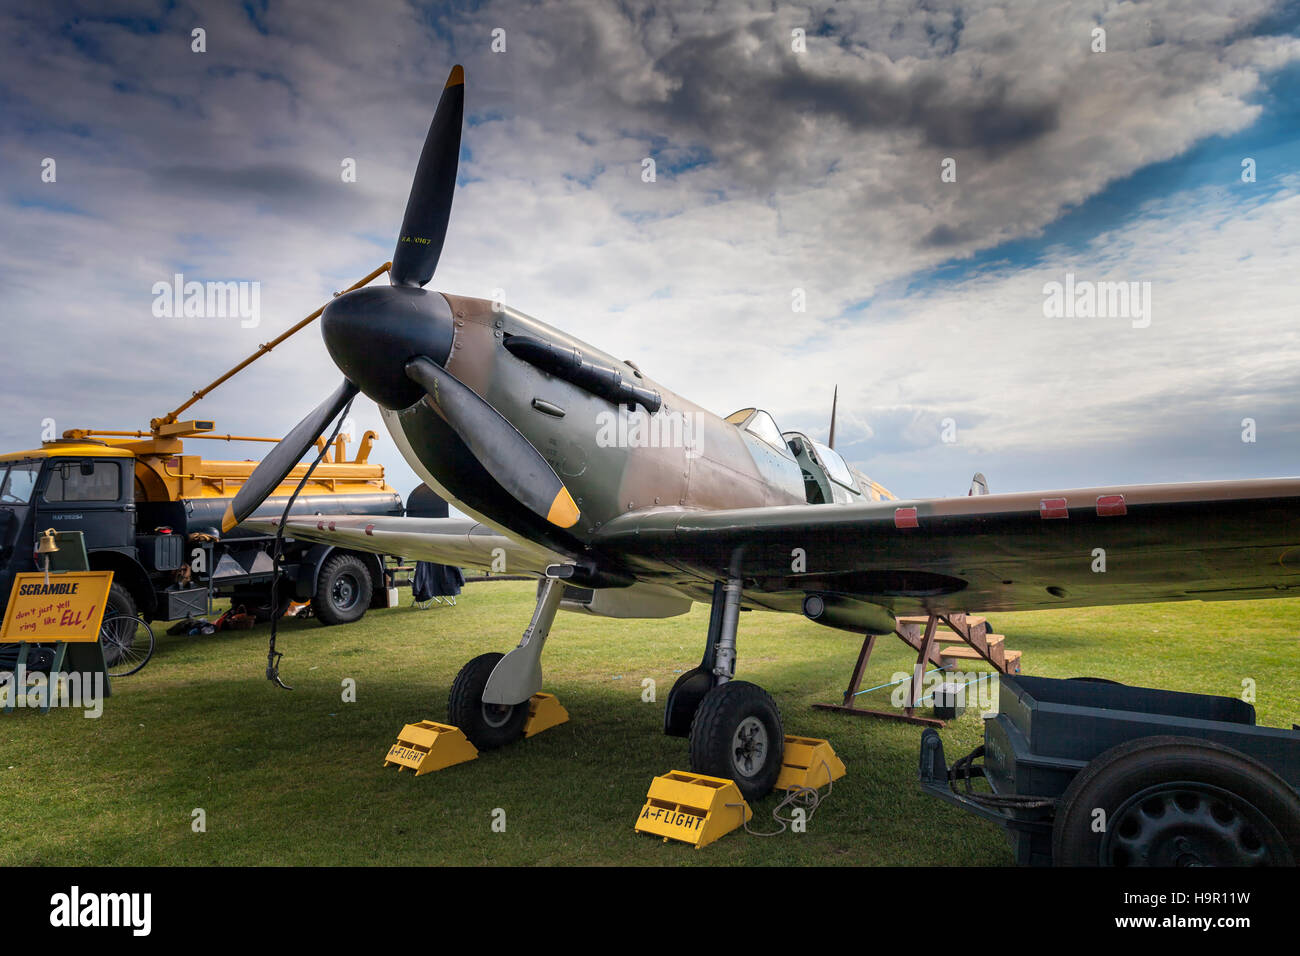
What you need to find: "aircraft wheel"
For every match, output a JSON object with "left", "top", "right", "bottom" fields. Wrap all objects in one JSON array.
[
  {"left": 447, "top": 652, "right": 529, "bottom": 750},
  {"left": 688, "top": 680, "right": 784, "bottom": 801},
  {"left": 1052, "top": 736, "right": 1300, "bottom": 866}
]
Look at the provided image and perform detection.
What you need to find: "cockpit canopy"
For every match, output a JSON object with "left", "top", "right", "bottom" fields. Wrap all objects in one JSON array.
[
  {"left": 725, "top": 407, "right": 896, "bottom": 505},
  {"left": 724, "top": 408, "right": 792, "bottom": 459}
]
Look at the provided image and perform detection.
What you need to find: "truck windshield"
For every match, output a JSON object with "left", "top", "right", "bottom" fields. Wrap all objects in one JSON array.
[{"left": 0, "top": 461, "right": 40, "bottom": 504}]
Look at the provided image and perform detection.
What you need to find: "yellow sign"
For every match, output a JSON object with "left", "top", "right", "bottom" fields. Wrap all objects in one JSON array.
[{"left": 0, "top": 571, "right": 115, "bottom": 643}]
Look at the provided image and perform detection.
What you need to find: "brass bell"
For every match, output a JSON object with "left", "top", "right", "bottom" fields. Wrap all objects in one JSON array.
[{"left": 36, "top": 528, "right": 59, "bottom": 555}]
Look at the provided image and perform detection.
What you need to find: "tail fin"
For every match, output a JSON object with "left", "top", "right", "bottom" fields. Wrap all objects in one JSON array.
[{"left": 968, "top": 472, "right": 990, "bottom": 496}]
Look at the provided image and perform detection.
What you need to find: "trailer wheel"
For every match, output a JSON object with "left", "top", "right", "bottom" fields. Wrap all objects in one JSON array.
[
  {"left": 99, "top": 583, "right": 138, "bottom": 668},
  {"left": 312, "top": 553, "right": 372, "bottom": 626},
  {"left": 1052, "top": 735, "right": 1300, "bottom": 867},
  {"left": 447, "top": 652, "right": 529, "bottom": 749},
  {"left": 688, "top": 680, "right": 785, "bottom": 801}
]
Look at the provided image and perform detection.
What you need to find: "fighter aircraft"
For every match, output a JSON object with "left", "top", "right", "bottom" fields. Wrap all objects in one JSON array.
[{"left": 226, "top": 65, "right": 1300, "bottom": 799}]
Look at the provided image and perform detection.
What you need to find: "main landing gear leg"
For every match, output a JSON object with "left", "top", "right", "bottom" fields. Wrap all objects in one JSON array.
[
  {"left": 447, "top": 576, "right": 564, "bottom": 750},
  {"left": 667, "top": 577, "right": 785, "bottom": 801}
]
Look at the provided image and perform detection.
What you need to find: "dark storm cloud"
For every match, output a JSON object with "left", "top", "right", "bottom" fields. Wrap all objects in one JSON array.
[
  {"left": 764, "top": 60, "right": 1059, "bottom": 151},
  {"left": 152, "top": 162, "right": 360, "bottom": 206},
  {"left": 922, "top": 222, "right": 980, "bottom": 247},
  {"left": 629, "top": 13, "right": 1058, "bottom": 194}
]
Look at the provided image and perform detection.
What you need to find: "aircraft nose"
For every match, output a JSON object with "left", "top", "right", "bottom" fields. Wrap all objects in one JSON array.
[{"left": 320, "top": 285, "right": 455, "bottom": 409}]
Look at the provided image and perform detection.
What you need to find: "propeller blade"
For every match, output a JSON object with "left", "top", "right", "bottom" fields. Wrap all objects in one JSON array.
[
  {"left": 221, "top": 379, "right": 360, "bottom": 533},
  {"left": 405, "top": 357, "right": 580, "bottom": 529},
  {"left": 390, "top": 65, "right": 464, "bottom": 288}
]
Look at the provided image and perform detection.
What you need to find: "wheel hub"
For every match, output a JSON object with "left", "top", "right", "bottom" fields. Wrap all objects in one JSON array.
[
  {"left": 1103, "top": 782, "right": 1283, "bottom": 866},
  {"left": 731, "top": 716, "right": 769, "bottom": 778},
  {"left": 481, "top": 701, "right": 516, "bottom": 729},
  {"left": 333, "top": 574, "right": 358, "bottom": 610}
]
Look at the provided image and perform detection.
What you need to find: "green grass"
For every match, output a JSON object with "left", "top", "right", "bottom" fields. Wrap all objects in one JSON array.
[{"left": 2, "top": 583, "right": 1297, "bottom": 866}]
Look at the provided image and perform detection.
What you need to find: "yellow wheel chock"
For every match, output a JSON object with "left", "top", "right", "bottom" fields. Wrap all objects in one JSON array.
[
  {"left": 774, "top": 735, "right": 846, "bottom": 791},
  {"left": 384, "top": 693, "right": 567, "bottom": 777},
  {"left": 523, "top": 692, "right": 569, "bottom": 738},
  {"left": 634, "top": 771, "right": 752, "bottom": 849},
  {"left": 383, "top": 720, "right": 478, "bottom": 775}
]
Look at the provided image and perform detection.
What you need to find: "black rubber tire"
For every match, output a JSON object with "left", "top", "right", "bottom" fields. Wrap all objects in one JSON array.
[
  {"left": 688, "top": 680, "right": 784, "bottom": 801},
  {"left": 312, "top": 553, "right": 372, "bottom": 626},
  {"left": 99, "top": 583, "right": 138, "bottom": 668},
  {"left": 447, "top": 652, "right": 530, "bottom": 750},
  {"left": 1052, "top": 735, "right": 1300, "bottom": 867}
]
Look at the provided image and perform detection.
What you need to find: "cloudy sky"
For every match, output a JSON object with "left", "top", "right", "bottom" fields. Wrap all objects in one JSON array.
[{"left": 2, "top": 0, "right": 1299, "bottom": 505}]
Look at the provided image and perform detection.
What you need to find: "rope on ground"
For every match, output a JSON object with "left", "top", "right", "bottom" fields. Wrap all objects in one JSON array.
[{"left": 727, "top": 760, "right": 835, "bottom": 837}]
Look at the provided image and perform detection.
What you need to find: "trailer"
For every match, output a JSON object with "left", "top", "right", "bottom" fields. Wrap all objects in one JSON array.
[{"left": 918, "top": 673, "right": 1300, "bottom": 866}]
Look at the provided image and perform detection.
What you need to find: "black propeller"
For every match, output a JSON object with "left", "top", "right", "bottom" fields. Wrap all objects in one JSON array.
[
  {"left": 405, "top": 357, "right": 579, "bottom": 528},
  {"left": 391, "top": 65, "right": 464, "bottom": 288},
  {"left": 222, "top": 379, "right": 359, "bottom": 532},
  {"left": 223, "top": 65, "right": 582, "bottom": 536}
]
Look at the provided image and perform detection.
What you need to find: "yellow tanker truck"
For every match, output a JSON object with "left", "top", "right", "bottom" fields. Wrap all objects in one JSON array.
[
  {"left": 0, "top": 421, "right": 402, "bottom": 636},
  {"left": 0, "top": 265, "right": 406, "bottom": 647}
]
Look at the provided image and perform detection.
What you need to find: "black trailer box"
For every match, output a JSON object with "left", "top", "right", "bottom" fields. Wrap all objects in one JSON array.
[{"left": 919, "top": 674, "right": 1300, "bottom": 865}]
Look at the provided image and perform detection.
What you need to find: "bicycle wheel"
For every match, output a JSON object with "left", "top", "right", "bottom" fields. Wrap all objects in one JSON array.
[{"left": 101, "top": 613, "right": 156, "bottom": 677}]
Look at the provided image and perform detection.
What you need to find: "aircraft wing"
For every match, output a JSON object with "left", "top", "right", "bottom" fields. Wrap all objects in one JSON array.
[
  {"left": 591, "top": 478, "right": 1300, "bottom": 615},
  {"left": 244, "top": 515, "right": 561, "bottom": 576}
]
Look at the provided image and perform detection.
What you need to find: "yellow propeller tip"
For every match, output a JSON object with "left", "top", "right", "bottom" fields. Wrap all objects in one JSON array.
[
  {"left": 546, "top": 487, "right": 581, "bottom": 528},
  {"left": 446, "top": 65, "right": 465, "bottom": 88},
  {"left": 220, "top": 503, "right": 238, "bottom": 535}
]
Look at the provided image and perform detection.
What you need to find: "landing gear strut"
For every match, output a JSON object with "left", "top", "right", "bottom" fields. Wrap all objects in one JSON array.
[
  {"left": 447, "top": 577, "right": 565, "bottom": 749},
  {"left": 666, "top": 578, "right": 785, "bottom": 801}
]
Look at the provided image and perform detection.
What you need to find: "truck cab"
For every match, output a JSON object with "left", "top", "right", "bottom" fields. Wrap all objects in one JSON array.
[
  {"left": 0, "top": 444, "right": 137, "bottom": 605},
  {"left": 0, "top": 428, "right": 404, "bottom": 631}
]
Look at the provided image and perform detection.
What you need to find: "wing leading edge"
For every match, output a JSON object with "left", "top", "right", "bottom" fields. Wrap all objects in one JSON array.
[
  {"left": 591, "top": 477, "right": 1300, "bottom": 615},
  {"left": 245, "top": 515, "right": 562, "bottom": 576}
]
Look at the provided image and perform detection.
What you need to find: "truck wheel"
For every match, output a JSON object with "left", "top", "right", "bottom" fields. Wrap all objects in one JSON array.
[
  {"left": 99, "top": 583, "right": 138, "bottom": 669},
  {"left": 1052, "top": 735, "right": 1300, "bottom": 866},
  {"left": 447, "top": 652, "right": 529, "bottom": 749},
  {"left": 688, "top": 680, "right": 785, "bottom": 801},
  {"left": 312, "top": 554, "right": 372, "bottom": 626}
]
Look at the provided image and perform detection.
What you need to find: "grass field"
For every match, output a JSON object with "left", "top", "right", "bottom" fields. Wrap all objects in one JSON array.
[{"left": 2, "top": 582, "right": 1297, "bottom": 866}]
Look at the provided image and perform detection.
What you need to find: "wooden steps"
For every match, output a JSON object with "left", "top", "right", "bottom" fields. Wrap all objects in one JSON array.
[
  {"left": 941, "top": 647, "right": 1019, "bottom": 671},
  {"left": 932, "top": 632, "right": 1003, "bottom": 645},
  {"left": 815, "top": 608, "right": 1025, "bottom": 727},
  {"left": 898, "top": 615, "right": 986, "bottom": 629}
]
